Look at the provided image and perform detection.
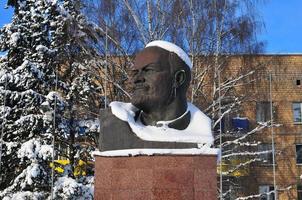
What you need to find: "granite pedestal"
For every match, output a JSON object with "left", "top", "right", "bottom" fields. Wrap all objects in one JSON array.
[{"left": 94, "top": 153, "right": 217, "bottom": 200}]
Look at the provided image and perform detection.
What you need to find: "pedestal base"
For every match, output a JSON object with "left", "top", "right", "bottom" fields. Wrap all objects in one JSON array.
[{"left": 94, "top": 154, "right": 217, "bottom": 200}]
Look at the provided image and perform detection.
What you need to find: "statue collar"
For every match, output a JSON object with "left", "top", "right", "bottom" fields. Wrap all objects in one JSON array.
[
  {"left": 109, "top": 101, "right": 213, "bottom": 146},
  {"left": 138, "top": 107, "right": 190, "bottom": 129}
]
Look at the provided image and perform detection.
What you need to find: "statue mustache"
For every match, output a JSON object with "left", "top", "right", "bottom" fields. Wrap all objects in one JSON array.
[{"left": 132, "top": 83, "right": 150, "bottom": 90}]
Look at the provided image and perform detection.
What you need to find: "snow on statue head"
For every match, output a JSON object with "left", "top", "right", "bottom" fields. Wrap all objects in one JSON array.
[
  {"left": 96, "top": 40, "right": 214, "bottom": 152},
  {"left": 145, "top": 40, "right": 193, "bottom": 69}
]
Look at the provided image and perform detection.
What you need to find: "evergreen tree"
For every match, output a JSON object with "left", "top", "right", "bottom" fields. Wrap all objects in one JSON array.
[
  {"left": 0, "top": 0, "right": 59, "bottom": 198},
  {"left": 0, "top": 0, "right": 101, "bottom": 199}
]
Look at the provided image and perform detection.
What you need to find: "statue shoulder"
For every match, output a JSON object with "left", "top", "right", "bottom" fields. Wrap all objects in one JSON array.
[
  {"left": 99, "top": 108, "right": 119, "bottom": 125},
  {"left": 99, "top": 108, "right": 113, "bottom": 119},
  {"left": 99, "top": 107, "right": 134, "bottom": 128},
  {"left": 99, "top": 102, "right": 139, "bottom": 125}
]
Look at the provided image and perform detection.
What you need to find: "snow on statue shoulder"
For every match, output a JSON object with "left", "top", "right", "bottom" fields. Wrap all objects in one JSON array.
[
  {"left": 109, "top": 101, "right": 212, "bottom": 144},
  {"left": 96, "top": 40, "right": 215, "bottom": 153}
]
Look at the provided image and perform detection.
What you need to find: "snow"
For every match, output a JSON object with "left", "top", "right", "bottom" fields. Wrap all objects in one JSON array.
[
  {"left": 110, "top": 101, "right": 138, "bottom": 121},
  {"left": 78, "top": 119, "right": 100, "bottom": 133},
  {"left": 9, "top": 32, "right": 20, "bottom": 47},
  {"left": 0, "top": 163, "right": 44, "bottom": 193},
  {"left": 0, "top": 73, "right": 14, "bottom": 85},
  {"left": 145, "top": 40, "right": 193, "bottom": 69},
  {"left": 0, "top": 106, "right": 12, "bottom": 118},
  {"left": 55, "top": 177, "right": 79, "bottom": 197},
  {"left": 93, "top": 147, "right": 219, "bottom": 157},
  {"left": 53, "top": 176, "right": 94, "bottom": 200},
  {"left": 41, "top": 101, "right": 50, "bottom": 107},
  {"left": 36, "top": 45, "right": 56, "bottom": 55},
  {"left": 26, "top": 164, "right": 40, "bottom": 185},
  {"left": 12, "top": 60, "right": 44, "bottom": 79},
  {"left": 39, "top": 144, "right": 53, "bottom": 160},
  {"left": 50, "top": 21, "right": 57, "bottom": 27},
  {"left": 4, "top": 142, "right": 18, "bottom": 155},
  {"left": 157, "top": 109, "right": 189, "bottom": 128},
  {"left": 14, "top": 114, "right": 37, "bottom": 130},
  {"left": 18, "top": 1, "right": 26, "bottom": 9},
  {"left": 233, "top": 116, "right": 248, "bottom": 120},
  {"left": 2, "top": 191, "right": 45, "bottom": 200},
  {"left": 110, "top": 101, "right": 213, "bottom": 145},
  {"left": 46, "top": 91, "right": 65, "bottom": 110},
  {"left": 36, "top": 45, "right": 49, "bottom": 53},
  {"left": 18, "top": 138, "right": 52, "bottom": 161},
  {"left": 47, "top": 91, "right": 62, "bottom": 101}
]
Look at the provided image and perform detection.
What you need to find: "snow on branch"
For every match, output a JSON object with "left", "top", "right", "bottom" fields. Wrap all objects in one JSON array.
[
  {"left": 0, "top": 163, "right": 48, "bottom": 199},
  {"left": 217, "top": 70, "right": 255, "bottom": 92},
  {"left": 213, "top": 99, "right": 241, "bottom": 128},
  {"left": 221, "top": 123, "right": 269, "bottom": 147},
  {"left": 0, "top": 106, "right": 11, "bottom": 119},
  {"left": 222, "top": 150, "right": 272, "bottom": 159},
  {"left": 12, "top": 60, "right": 44, "bottom": 80},
  {"left": 222, "top": 158, "right": 261, "bottom": 176},
  {"left": 18, "top": 138, "right": 52, "bottom": 161},
  {"left": 235, "top": 190, "right": 275, "bottom": 200},
  {"left": 52, "top": 176, "right": 94, "bottom": 199}
]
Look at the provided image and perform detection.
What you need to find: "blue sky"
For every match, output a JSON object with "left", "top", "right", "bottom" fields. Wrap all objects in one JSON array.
[
  {"left": 257, "top": 0, "right": 302, "bottom": 53},
  {"left": 0, "top": 1, "right": 13, "bottom": 29},
  {"left": 0, "top": 1, "right": 301, "bottom": 53}
]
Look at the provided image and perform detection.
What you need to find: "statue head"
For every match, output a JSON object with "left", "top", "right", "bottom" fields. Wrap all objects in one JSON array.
[{"left": 130, "top": 41, "right": 192, "bottom": 113}]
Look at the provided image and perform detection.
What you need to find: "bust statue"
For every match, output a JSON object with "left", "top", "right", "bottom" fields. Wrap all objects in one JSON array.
[{"left": 97, "top": 40, "right": 213, "bottom": 151}]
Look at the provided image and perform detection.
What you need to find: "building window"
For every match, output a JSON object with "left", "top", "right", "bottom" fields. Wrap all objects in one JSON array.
[
  {"left": 258, "top": 144, "right": 274, "bottom": 164},
  {"left": 298, "top": 185, "right": 302, "bottom": 200},
  {"left": 297, "top": 79, "right": 301, "bottom": 86},
  {"left": 296, "top": 145, "right": 302, "bottom": 164},
  {"left": 293, "top": 103, "right": 302, "bottom": 123},
  {"left": 259, "top": 185, "right": 274, "bottom": 200},
  {"left": 256, "top": 102, "right": 271, "bottom": 122}
]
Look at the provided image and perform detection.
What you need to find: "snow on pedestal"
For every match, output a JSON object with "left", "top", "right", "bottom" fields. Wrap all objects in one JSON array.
[{"left": 93, "top": 147, "right": 219, "bottom": 157}]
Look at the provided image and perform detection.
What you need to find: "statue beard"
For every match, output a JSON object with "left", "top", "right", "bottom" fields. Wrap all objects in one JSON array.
[{"left": 131, "top": 92, "right": 172, "bottom": 113}]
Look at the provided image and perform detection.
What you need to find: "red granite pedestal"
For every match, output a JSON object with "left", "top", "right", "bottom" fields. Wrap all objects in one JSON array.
[{"left": 94, "top": 154, "right": 217, "bottom": 200}]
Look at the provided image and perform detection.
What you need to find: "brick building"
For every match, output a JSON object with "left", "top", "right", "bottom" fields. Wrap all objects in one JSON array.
[{"left": 220, "top": 54, "right": 302, "bottom": 200}]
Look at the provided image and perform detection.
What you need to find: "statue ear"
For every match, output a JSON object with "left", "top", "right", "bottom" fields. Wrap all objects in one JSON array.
[{"left": 174, "top": 70, "right": 186, "bottom": 87}]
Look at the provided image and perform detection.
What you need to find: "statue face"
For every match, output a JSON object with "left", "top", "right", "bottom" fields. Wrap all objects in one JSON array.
[{"left": 131, "top": 47, "right": 173, "bottom": 112}]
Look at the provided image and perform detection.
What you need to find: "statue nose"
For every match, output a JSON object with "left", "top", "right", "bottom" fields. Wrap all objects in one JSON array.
[{"left": 134, "top": 71, "right": 145, "bottom": 84}]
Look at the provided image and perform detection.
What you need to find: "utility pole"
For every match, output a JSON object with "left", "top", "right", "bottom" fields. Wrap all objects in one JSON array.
[{"left": 269, "top": 73, "right": 277, "bottom": 200}]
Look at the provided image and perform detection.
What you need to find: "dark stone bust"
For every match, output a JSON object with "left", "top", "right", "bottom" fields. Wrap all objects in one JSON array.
[{"left": 96, "top": 41, "right": 212, "bottom": 151}]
